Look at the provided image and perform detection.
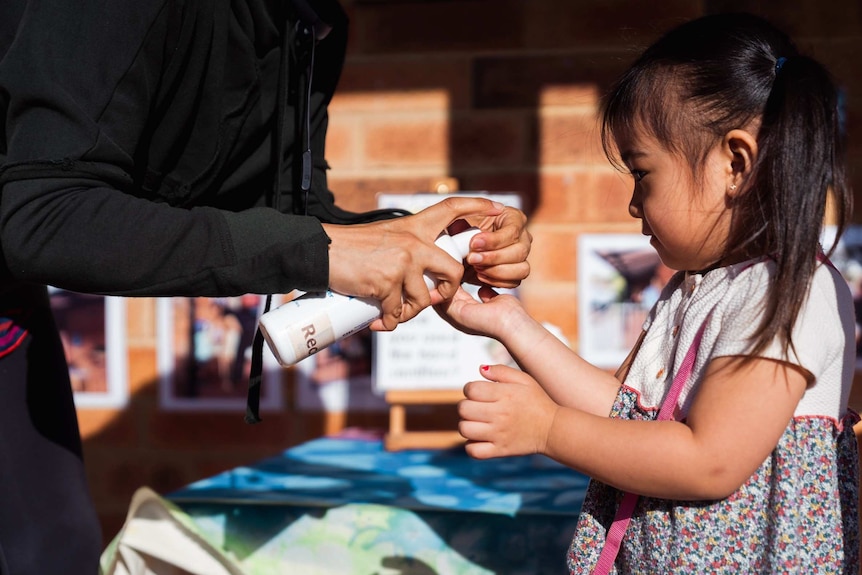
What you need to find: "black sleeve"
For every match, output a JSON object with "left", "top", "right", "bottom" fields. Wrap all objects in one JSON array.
[{"left": 0, "top": 0, "right": 333, "bottom": 297}]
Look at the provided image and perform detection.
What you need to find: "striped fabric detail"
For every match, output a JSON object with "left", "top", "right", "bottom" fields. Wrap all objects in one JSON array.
[{"left": 0, "top": 310, "right": 29, "bottom": 358}]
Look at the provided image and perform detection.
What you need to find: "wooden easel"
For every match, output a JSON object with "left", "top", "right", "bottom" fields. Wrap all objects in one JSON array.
[{"left": 383, "top": 388, "right": 465, "bottom": 451}]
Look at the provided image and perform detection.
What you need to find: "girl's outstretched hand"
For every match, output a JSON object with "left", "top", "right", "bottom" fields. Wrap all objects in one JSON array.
[
  {"left": 434, "top": 285, "right": 526, "bottom": 340},
  {"left": 458, "top": 364, "right": 559, "bottom": 459}
]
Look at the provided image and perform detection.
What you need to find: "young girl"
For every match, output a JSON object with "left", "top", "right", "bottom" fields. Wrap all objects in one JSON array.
[{"left": 439, "top": 13, "right": 858, "bottom": 574}]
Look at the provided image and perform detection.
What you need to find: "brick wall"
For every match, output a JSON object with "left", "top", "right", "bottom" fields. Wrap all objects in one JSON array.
[{"left": 78, "top": 0, "right": 862, "bottom": 544}]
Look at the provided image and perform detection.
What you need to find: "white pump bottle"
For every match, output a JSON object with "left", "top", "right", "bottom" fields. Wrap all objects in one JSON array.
[{"left": 259, "top": 227, "right": 480, "bottom": 367}]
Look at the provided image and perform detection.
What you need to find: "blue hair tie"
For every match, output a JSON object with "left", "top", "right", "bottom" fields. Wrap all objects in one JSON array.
[{"left": 775, "top": 57, "right": 787, "bottom": 73}]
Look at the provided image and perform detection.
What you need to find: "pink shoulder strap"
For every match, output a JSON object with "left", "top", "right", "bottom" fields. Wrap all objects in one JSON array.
[{"left": 592, "top": 317, "right": 710, "bottom": 574}]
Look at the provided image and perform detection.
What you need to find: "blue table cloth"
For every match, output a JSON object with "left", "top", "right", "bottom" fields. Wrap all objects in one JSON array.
[{"left": 169, "top": 436, "right": 590, "bottom": 574}]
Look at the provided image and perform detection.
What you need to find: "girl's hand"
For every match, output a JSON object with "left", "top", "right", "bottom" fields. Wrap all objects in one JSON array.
[
  {"left": 458, "top": 364, "right": 560, "bottom": 459},
  {"left": 434, "top": 284, "right": 528, "bottom": 340}
]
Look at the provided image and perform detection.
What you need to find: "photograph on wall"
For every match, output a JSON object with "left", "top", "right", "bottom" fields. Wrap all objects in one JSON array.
[
  {"left": 821, "top": 225, "right": 862, "bottom": 368},
  {"left": 293, "top": 326, "right": 389, "bottom": 413},
  {"left": 157, "top": 295, "right": 282, "bottom": 411},
  {"left": 577, "top": 234, "right": 672, "bottom": 369},
  {"left": 48, "top": 288, "right": 129, "bottom": 408}
]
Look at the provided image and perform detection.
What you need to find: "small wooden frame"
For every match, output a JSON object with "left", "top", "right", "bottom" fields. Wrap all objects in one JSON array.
[{"left": 384, "top": 389, "right": 465, "bottom": 451}]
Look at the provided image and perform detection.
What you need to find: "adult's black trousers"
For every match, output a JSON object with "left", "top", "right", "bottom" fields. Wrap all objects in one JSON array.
[{"left": 0, "top": 284, "right": 102, "bottom": 575}]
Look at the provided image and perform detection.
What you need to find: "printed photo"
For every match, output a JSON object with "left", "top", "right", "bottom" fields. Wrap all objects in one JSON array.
[
  {"left": 293, "top": 327, "right": 389, "bottom": 413},
  {"left": 49, "top": 288, "right": 129, "bottom": 408},
  {"left": 157, "top": 295, "right": 282, "bottom": 411},
  {"left": 577, "top": 234, "right": 672, "bottom": 369}
]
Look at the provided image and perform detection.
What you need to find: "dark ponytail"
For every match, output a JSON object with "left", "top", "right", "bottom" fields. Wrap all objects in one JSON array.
[
  {"left": 751, "top": 53, "right": 850, "bottom": 355},
  {"left": 601, "top": 13, "right": 851, "bottom": 358}
]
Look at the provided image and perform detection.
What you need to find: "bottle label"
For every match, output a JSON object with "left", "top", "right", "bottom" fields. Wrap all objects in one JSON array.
[{"left": 288, "top": 310, "right": 335, "bottom": 362}]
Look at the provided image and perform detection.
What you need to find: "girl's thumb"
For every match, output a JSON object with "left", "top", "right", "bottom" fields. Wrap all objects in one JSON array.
[{"left": 480, "top": 364, "right": 504, "bottom": 381}]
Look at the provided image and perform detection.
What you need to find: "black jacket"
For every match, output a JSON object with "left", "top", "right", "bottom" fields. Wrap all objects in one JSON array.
[{"left": 0, "top": 0, "right": 380, "bottom": 297}]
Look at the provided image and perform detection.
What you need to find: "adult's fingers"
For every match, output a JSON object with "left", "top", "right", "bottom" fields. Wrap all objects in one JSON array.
[{"left": 412, "top": 197, "right": 505, "bottom": 231}]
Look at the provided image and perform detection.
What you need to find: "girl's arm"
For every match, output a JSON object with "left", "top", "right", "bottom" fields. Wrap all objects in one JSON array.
[
  {"left": 460, "top": 355, "right": 807, "bottom": 500},
  {"left": 438, "top": 287, "right": 621, "bottom": 416}
]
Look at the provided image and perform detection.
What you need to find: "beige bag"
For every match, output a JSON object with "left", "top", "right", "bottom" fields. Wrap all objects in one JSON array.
[{"left": 100, "top": 487, "right": 246, "bottom": 575}]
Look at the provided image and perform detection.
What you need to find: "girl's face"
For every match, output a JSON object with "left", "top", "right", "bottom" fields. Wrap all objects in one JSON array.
[{"left": 616, "top": 129, "right": 733, "bottom": 272}]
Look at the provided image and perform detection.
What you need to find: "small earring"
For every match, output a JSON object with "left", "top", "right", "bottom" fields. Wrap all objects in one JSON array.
[{"left": 729, "top": 184, "right": 737, "bottom": 191}]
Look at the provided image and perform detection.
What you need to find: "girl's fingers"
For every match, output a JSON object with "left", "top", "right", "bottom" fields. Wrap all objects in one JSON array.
[
  {"left": 479, "top": 363, "right": 530, "bottom": 384},
  {"left": 457, "top": 395, "right": 495, "bottom": 422},
  {"left": 464, "top": 441, "right": 498, "bottom": 460},
  {"left": 463, "top": 380, "right": 492, "bottom": 402},
  {"left": 458, "top": 419, "right": 494, "bottom": 442}
]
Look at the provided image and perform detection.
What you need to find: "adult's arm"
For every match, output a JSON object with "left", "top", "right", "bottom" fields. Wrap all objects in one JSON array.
[{"left": 0, "top": 0, "right": 332, "bottom": 297}]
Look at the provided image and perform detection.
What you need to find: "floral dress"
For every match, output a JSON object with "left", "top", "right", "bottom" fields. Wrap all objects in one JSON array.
[{"left": 568, "top": 259, "right": 860, "bottom": 574}]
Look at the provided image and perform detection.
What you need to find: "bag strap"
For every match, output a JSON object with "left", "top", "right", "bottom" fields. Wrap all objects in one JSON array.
[{"left": 592, "top": 315, "right": 710, "bottom": 575}]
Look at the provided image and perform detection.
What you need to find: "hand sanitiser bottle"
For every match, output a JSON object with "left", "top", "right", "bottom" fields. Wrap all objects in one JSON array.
[{"left": 259, "top": 226, "right": 481, "bottom": 367}]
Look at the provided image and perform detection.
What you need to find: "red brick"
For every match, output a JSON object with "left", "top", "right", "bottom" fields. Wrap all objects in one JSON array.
[
  {"left": 331, "top": 88, "right": 453, "bottom": 114},
  {"left": 450, "top": 111, "right": 531, "bottom": 168},
  {"left": 522, "top": 0, "right": 702, "bottom": 49},
  {"left": 539, "top": 109, "right": 605, "bottom": 166},
  {"left": 846, "top": 105, "right": 861, "bottom": 158},
  {"left": 808, "top": 38, "right": 862, "bottom": 87},
  {"left": 806, "top": 39, "right": 862, "bottom": 155},
  {"left": 849, "top": 152, "right": 862, "bottom": 221},
  {"left": 456, "top": 171, "right": 540, "bottom": 216},
  {"left": 147, "top": 461, "right": 194, "bottom": 495},
  {"left": 533, "top": 170, "right": 636, "bottom": 224},
  {"left": 850, "top": 371, "right": 862, "bottom": 413},
  {"left": 539, "top": 84, "right": 604, "bottom": 109},
  {"left": 705, "top": 1, "right": 862, "bottom": 38},
  {"left": 86, "top": 455, "right": 148, "bottom": 508},
  {"left": 147, "top": 410, "right": 296, "bottom": 450},
  {"left": 363, "top": 117, "right": 449, "bottom": 167},
  {"left": 99, "top": 512, "right": 128, "bottom": 547},
  {"left": 350, "top": 0, "right": 526, "bottom": 54},
  {"left": 329, "top": 176, "right": 465, "bottom": 212},
  {"left": 91, "top": 456, "right": 192, "bottom": 502},
  {"left": 125, "top": 299, "right": 156, "bottom": 343},
  {"left": 323, "top": 117, "right": 358, "bottom": 171},
  {"left": 473, "top": 52, "right": 632, "bottom": 110},
  {"left": 127, "top": 347, "right": 159, "bottom": 396},
  {"left": 526, "top": 225, "right": 580, "bottom": 283},
  {"left": 104, "top": 457, "right": 192, "bottom": 505},
  {"left": 335, "top": 56, "right": 472, "bottom": 111},
  {"left": 79, "top": 408, "right": 140, "bottom": 445},
  {"left": 517, "top": 281, "right": 579, "bottom": 345}
]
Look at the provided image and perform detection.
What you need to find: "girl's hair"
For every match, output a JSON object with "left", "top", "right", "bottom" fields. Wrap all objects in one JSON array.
[{"left": 601, "top": 12, "right": 851, "bottom": 358}]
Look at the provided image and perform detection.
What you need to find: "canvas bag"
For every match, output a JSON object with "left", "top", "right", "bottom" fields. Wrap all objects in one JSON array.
[{"left": 100, "top": 487, "right": 247, "bottom": 575}]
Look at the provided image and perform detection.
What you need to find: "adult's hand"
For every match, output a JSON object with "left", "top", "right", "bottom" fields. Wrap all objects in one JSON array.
[{"left": 322, "top": 197, "right": 531, "bottom": 331}]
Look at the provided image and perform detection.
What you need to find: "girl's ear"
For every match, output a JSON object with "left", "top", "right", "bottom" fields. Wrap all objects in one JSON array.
[{"left": 724, "top": 129, "right": 758, "bottom": 196}]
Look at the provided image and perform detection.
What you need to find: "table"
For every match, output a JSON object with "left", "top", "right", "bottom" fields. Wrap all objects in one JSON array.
[{"left": 168, "top": 434, "right": 589, "bottom": 574}]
